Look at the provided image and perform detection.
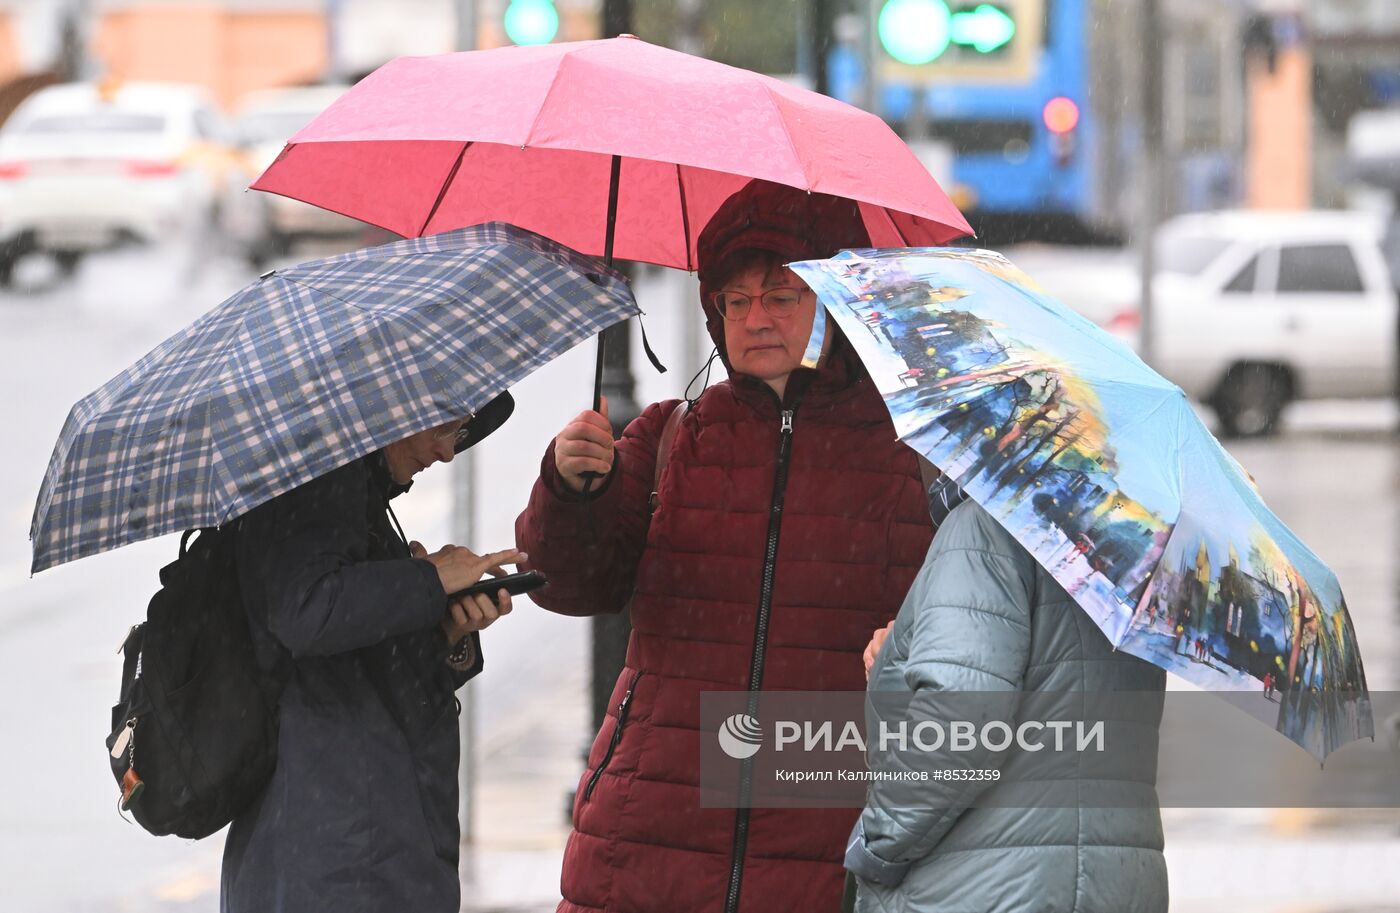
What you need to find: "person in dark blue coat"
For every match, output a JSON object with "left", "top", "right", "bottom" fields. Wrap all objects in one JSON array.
[{"left": 221, "top": 394, "right": 522, "bottom": 913}]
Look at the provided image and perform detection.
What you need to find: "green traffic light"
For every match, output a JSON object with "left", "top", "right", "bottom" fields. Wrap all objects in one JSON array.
[
  {"left": 878, "top": 0, "right": 1018, "bottom": 64},
  {"left": 504, "top": 0, "right": 559, "bottom": 46},
  {"left": 878, "top": 0, "right": 952, "bottom": 65},
  {"left": 950, "top": 4, "right": 1017, "bottom": 53}
]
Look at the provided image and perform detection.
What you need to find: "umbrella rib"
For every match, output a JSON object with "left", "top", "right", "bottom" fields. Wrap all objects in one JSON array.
[
  {"left": 523, "top": 51, "right": 576, "bottom": 148},
  {"left": 893, "top": 213, "right": 910, "bottom": 245},
  {"left": 418, "top": 141, "right": 472, "bottom": 237},
  {"left": 864, "top": 203, "right": 909, "bottom": 247},
  {"left": 760, "top": 82, "right": 816, "bottom": 189},
  {"left": 676, "top": 163, "right": 693, "bottom": 272}
]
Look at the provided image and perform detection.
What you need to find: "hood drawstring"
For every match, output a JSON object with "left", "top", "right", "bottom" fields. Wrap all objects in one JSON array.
[
  {"left": 684, "top": 347, "right": 721, "bottom": 405},
  {"left": 385, "top": 499, "right": 409, "bottom": 551}
]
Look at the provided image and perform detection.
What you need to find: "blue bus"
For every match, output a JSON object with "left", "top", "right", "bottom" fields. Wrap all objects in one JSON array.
[{"left": 839, "top": 0, "right": 1247, "bottom": 239}]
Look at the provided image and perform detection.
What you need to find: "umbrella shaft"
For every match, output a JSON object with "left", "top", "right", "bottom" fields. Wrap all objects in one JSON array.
[
  {"left": 604, "top": 154, "right": 621, "bottom": 265},
  {"left": 594, "top": 153, "right": 623, "bottom": 412},
  {"left": 593, "top": 334, "right": 607, "bottom": 413}
]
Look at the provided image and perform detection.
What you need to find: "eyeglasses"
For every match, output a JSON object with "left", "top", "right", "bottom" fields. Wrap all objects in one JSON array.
[
  {"left": 710, "top": 286, "right": 809, "bottom": 321},
  {"left": 431, "top": 411, "right": 475, "bottom": 447}
]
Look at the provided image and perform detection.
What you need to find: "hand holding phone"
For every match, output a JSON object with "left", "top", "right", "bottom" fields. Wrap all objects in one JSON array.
[
  {"left": 410, "top": 541, "right": 527, "bottom": 597},
  {"left": 448, "top": 570, "right": 548, "bottom": 601}
]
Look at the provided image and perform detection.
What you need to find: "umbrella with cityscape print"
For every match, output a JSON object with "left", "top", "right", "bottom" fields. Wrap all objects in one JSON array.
[{"left": 790, "top": 247, "right": 1371, "bottom": 761}]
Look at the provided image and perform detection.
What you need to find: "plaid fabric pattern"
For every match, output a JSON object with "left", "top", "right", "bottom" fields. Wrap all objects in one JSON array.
[{"left": 30, "top": 222, "right": 638, "bottom": 572}]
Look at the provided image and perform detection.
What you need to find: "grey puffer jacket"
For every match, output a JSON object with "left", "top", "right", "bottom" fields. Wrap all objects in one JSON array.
[{"left": 846, "top": 498, "right": 1168, "bottom": 913}]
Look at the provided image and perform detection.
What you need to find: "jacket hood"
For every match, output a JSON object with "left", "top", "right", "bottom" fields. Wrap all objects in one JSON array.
[{"left": 696, "top": 180, "right": 872, "bottom": 393}]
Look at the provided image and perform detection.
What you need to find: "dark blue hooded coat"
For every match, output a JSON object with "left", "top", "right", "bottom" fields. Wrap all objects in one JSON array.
[{"left": 221, "top": 452, "right": 480, "bottom": 913}]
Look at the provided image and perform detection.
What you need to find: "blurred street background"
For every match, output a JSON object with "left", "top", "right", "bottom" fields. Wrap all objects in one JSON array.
[{"left": 0, "top": 0, "right": 1398, "bottom": 911}]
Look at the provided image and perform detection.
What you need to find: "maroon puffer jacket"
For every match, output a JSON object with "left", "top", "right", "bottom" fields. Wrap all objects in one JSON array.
[
  {"left": 515, "top": 181, "right": 936, "bottom": 913},
  {"left": 517, "top": 366, "right": 932, "bottom": 912}
]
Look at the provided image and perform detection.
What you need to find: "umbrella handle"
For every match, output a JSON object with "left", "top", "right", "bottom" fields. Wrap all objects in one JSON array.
[
  {"left": 592, "top": 332, "right": 606, "bottom": 414},
  {"left": 579, "top": 331, "right": 606, "bottom": 496}
]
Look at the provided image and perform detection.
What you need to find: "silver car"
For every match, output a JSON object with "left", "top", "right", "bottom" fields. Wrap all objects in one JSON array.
[{"left": 227, "top": 85, "right": 365, "bottom": 266}]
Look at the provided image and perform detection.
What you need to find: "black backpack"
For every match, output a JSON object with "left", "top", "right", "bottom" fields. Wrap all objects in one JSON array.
[{"left": 106, "top": 521, "right": 282, "bottom": 839}]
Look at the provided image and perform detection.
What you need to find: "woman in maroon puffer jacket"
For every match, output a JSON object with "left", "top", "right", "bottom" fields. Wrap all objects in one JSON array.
[{"left": 515, "top": 181, "right": 935, "bottom": 913}]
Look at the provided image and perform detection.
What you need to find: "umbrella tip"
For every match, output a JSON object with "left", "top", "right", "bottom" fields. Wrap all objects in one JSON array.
[
  {"left": 619, "top": 33, "right": 639, "bottom": 39},
  {"left": 259, "top": 269, "right": 276, "bottom": 280}
]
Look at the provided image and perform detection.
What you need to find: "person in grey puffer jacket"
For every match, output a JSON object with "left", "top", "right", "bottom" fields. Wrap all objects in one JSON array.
[{"left": 846, "top": 474, "right": 1169, "bottom": 913}]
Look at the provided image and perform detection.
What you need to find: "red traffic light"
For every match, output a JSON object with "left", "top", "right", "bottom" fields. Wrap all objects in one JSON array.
[{"left": 1042, "top": 96, "right": 1080, "bottom": 135}]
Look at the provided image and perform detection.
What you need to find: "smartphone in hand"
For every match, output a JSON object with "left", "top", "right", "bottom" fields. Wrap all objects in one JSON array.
[{"left": 448, "top": 570, "right": 548, "bottom": 601}]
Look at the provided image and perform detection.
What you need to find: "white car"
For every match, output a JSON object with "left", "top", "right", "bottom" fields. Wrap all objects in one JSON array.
[
  {"left": 227, "top": 85, "right": 362, "bottom": 266},
  {"left": 0, "top": 80, "right": 238, "bottom": 283},
  {"left": 1130, "top": 210, "right": 1398, "bottom": 436}
]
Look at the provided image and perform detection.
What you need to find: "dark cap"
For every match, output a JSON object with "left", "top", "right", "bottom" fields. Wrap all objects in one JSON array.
[{"left": 454, "top": 391, "right": 515, "bottom": 453}]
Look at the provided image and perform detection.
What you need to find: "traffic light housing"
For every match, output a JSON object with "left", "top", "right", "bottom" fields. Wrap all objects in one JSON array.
[{"left": 877, "top": 0, "right": 1032, "bottom": 82}]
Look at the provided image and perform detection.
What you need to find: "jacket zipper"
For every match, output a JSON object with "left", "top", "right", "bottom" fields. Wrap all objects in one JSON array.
[
  {"left": 582, "top": 669, "right": 642, "bottom": 800},
  {"left": 724, "top": 406, "right": 796, "bottom": 913}
]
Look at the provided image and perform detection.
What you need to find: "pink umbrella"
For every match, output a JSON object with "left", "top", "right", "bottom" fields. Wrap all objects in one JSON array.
[{"left": 251, "top": 35, "right": 971, "bottom": 403}]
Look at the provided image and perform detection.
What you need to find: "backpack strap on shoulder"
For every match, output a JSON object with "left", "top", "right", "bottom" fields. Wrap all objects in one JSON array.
[{"left": 648, "top": 399, "right": 690, "bottom": 515}]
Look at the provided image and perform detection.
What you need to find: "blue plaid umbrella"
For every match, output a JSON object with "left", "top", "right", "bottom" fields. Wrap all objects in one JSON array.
[{"left": 30, "top": 222, "right": 638, "bottom": 573}]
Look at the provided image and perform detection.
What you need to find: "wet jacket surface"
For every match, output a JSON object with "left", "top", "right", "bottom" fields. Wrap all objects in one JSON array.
[
  {"left": 221, "top": 453, "right": 479, "bottom": 913},
  {"left": 848, "top": 499, "right": 1168, "bottom": 913}
]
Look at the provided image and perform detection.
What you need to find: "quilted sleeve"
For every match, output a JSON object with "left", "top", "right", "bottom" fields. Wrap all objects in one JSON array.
[{"left": 514, "top": 399, "right": 681, "bottom": 616}]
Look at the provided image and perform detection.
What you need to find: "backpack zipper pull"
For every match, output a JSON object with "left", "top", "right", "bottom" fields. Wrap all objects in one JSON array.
[{"left": 110, "top": 718, "right": 136, "bottom": 759}]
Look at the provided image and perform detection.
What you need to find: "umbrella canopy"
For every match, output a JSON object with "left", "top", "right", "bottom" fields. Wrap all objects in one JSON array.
[
  {"left": 249, "top": 36, "right": 972, "bottom": 270},
  {"left": 790, "top": 247, "right": 1371, "bottom": 761},
  {"left": 30, "top": 222, "right": 638, "bottom": 573}
]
